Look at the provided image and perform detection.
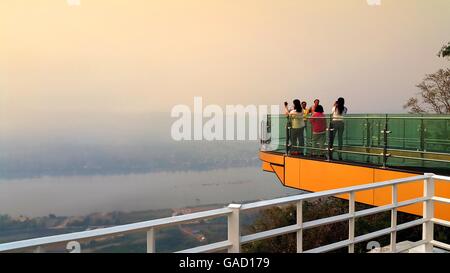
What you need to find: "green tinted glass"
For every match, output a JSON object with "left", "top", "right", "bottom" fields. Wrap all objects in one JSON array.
[{"left": 262, "top": 114, "right": 450, "bottom": 174}]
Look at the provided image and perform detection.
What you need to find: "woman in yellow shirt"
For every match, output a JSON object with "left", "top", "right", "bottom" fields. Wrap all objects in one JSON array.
[{"left": 287, "top": 100, "right": 306, "bottom": 155}]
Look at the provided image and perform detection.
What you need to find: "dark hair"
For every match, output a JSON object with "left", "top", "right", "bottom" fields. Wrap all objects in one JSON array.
[
  {"left": 336, "top": 97, "right": 345, "bottom": 115},
  {"left": 293, "top": 99, "right": 302, "bottom": 112},
  {"left": 314, "top": 99, "right": 320, "bottom": 104},
  {"left": 315, "top": 105, "right": 324, "bottom": 113}
]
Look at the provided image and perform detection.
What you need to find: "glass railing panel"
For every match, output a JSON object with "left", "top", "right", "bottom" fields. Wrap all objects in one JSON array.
[
  {"left": 261, "top": 115, "right": 289, "bottom": 152},
  {"left": 367, "top": 116, "right": 385, "bottom": 149},
  {"left": 423, "top": 117, "right": 450, "bottom": 153},
  {"left": 343, "top": 117, "right": 358, "bottom": 147},
  {"left": 387, "top": 116, "right": 421, "bottom": 151}
]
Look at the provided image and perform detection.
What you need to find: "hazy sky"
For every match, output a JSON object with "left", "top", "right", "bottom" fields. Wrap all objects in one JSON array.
[{"left": 1, "top": 0, "right": 450, "bottom": 127}]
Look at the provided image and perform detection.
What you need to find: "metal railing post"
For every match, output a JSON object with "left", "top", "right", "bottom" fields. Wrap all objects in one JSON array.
[
  {"left": 261, "top": 116, "right": 270, "bottom": 145},
  {"left": 365, "top": 116, "right": 371, "bottom": 163},
  {"left": 147, "top": 228, "right": 155, "bottom": 253},
  {"left": 286, "top": 117, "right": 290, "bottom": 155},
  {"left": 327, "top": 114, "right": 334, "bottom": 161},
  {"left": 382, "top": 115, "right": 391, "bottom": 168},
  {"left": 348, "top": 192, "right": 355, "bottom": 253},
  {"left": 297, "top": 201, "right": 303, "bottom": 253},
  {"left": 423, "top": 173, "right": 435, "bottom": 253},
  {"left": 420, "top": 117, "right": 426, "bottom": 168},
  {"left": 228, "top": 204, "right": 242, "bottom": 253},
  {"left": 260, "top": 120, "right": 264, "bottom": 146},
  {"left": 390, "top": 184, "right": 398, "bottom": 253},
  {"left": 420, "top": 117, "right": 425, "bottom": 152}
]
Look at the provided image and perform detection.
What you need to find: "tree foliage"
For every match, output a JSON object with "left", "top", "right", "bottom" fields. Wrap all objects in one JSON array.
[
  {"left": 404, "top": 69, "right": 450, "bottom": 114},
  {"left": 439, "top": 42, "right": 450, "bottom": 58}
]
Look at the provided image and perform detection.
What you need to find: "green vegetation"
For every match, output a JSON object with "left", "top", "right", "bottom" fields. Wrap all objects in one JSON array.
[
  {"left": 405, "top": 44, "right": 450, "bottom": 114},
  {"left": 404, "top": 69, "right": 450, "bottom": 114},
  {"left": 439, "top": 43, "right": 450, "bottom": 58}
]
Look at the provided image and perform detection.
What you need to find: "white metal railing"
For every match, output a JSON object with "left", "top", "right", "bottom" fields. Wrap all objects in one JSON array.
[{"left": 1, "top": 173, "right": 449, "bottom": 253}]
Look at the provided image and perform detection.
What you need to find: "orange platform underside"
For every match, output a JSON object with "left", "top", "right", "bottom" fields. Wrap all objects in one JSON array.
[{"left": 260, "top": 152, "right": 450, "bottom": 221}]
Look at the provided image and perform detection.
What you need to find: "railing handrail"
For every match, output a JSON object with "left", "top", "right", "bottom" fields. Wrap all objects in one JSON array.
[
  {"left": 281, "top": 145, "right": 450, "bottom": 164},
  {"left": 0, "top": 174, "right": 448, "bottom": 253},
  {"left": 0, "top": 207, "right": 232, "bottom": 253},
  {"left": 268, "top": 114, "right": 450, "bottom": 120}
]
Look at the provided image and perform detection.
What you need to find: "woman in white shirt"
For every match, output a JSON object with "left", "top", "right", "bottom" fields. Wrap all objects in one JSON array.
[{"left": 330, "top": 97, "right": 347, "bottom": 159}]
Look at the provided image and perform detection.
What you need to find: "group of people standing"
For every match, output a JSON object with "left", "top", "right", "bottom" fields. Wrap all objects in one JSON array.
[{"left": 284, "top": 97, "right": 348, "bottom": 158}]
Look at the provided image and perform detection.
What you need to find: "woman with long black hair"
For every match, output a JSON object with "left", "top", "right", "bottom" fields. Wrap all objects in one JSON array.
[{"left": 330, "top": 97, "right": 347, "bottom": 159}]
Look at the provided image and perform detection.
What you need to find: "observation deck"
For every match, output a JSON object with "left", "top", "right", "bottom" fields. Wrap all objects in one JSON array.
[{"left": 260, "top": 114, "right": 450, "bottom": 221}]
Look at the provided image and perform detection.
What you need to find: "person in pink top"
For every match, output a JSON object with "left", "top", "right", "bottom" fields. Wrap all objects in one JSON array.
[{"left": 309, "top": 105, "right": 326, "bottom": 157}]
